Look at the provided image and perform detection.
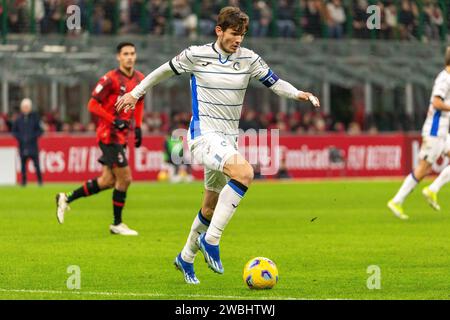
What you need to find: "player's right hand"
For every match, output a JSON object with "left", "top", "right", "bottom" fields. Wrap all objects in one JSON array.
[
  {"left": 113, "top": 118, "right": 129, "bottom": 131},
  {"left": 298, "top": 91, "right": 320, "bottom": 108},
  {"left": 115, "top": 93, "right": 138, "bottom": 113}
]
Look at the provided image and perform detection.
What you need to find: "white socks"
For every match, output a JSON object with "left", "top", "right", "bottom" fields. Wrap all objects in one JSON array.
[
  {"left": 181, "top": 180, "right": 248, "bottom": 263},
  {"left": 181, "top": 210, "right": 210, "bottom": 263},
  {"left": 205, "top": 180, "right": 248, "bottom": 246},
  {"left": 393, "top": 173, "right": 419, "bottom": 204},
  {"left": 429, "top": 165, "right": 450, "bottom": 193}
]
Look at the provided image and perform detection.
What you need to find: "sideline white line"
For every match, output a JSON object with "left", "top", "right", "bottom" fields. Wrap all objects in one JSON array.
[{"left": 0, "top": 288, "right": 316, "bottom": 300}]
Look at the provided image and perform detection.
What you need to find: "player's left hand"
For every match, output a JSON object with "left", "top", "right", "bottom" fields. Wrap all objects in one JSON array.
[
  {"left": 298, "top": 92, "right": 320, "bottom": 108},
  {"left": 134, "top": 127, "right": 142, "bottom": 148},
  {"left": 116, "top": 93, "right": 138, "bottom": 113}
]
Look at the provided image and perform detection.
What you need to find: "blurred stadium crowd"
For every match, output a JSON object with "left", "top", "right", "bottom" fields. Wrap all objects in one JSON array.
[
  {"left": 0, "top": 108, "right": 380, "bottom": 135},
  {"left": 0, "top": 0, "right": 448, "bottom": 41},
  {"left": 0, "top": 0, "right": 440, "bottom": 136}
]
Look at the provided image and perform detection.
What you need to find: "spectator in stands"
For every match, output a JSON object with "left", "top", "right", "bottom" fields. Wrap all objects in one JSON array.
[
  {"left": 102, "top": 0, "right": 117, "bottom": 33},
  {"left": 276, "top": 111, "right": 290, "bottom": 130},
  {"left": 41, "top": 0, "right": 62, "bottom": 34},
  {"left": 252, "top": 0, "right": 273, "bottom": 37},
  {"left": 367, "top": 124, "right": 379, "bottom": 135},
  {"left": 146, "top": 0, "right": 168, "bottom": 35},
  {"left": 326, "top": 0, "right": 346, "bottom": 39},
  {"left": 30, "top": 0, "right": 45, "bottom": 33},
  {"left": 383, "top": 0, "right": 398, "bottom": 39},
  {"left": 12, "top": 98, "right": 43, "bottom": 186},
  {"left": 86, "top": 121, "right": 96, "bottom": 133},
  {"left": 258, "top": 112, "right": 271, "bottom": 130},
  {"left": 301, "top": 0, "right": 324, "bottom": 39},
  {"left": 44, "top": 110, "right": 63, "bottom": 132},
  {"left": 227, "top": 0, "right": 243, "bottom": 10},
  {"left": 373, "top": 1, "right": 389, "bottom": 39},
  {"left": 347, "top": 121, "right": 362, "bottom": 135},
  {"left": 332, "top": 121, "right": 346, "bottom": 133},
  {"left": 61, "top": 122, "right": 72, "bottom": 133},
  {"left": 7, "top": 0, "right": 29, "bottom": 33},
  {"left": 120, "top": 0, "right": 143, "bottom": 34},
  {"left": 92, "top": 2, "right": 109, "bottom": 34},
  {"left": 72, "top": 121, "right": 85, "bottom": 132},
  {"left": 353, "top": 0, "right": 370, "bottom": 39},
  {"left": 301, "top": 110, "right": 314, "bottom": 132},
  {"left": 288, "top": 112, "right": 302, "bottom": 133},
  {"left": 398, "top": 0, "right": 418, "bottom": 40},
  {"left": 240, "top": 109, "right": 262, "bottom": 131},
  {"left": 277, "top": 0, "right": 296, "bottom": 38},
  {"left": 198, "top": 0, "right": 220, "bottom": 36},
  {"left": 313, "top": 115, "right": 327, "bottom": 134},
  {"left": 172, "top": 0, "right": 197, "bottom": 38},
  {"left": 118, "top": 0, "right": 130, "bottom": 33},
  {"left": 424, "top": 0, "right": 443, "bottom": 41}
]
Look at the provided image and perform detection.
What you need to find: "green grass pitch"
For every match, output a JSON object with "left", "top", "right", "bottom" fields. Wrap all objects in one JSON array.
[{"left": 0, "top": 180, "right": 449, "bottom": 300}]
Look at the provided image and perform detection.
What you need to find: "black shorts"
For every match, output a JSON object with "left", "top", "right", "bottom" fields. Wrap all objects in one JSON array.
[{"left": 98, "top": 142, "right": 128, "bottom": 168}]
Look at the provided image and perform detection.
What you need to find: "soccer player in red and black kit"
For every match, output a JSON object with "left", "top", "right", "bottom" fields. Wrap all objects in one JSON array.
[{"left": 55, "top": 42, "right": 144, "bottom": 236}]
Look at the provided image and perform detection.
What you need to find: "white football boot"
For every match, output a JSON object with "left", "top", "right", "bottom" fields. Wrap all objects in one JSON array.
[
  {"left": 109, "top": 223, "right": 139, "bottom": 236},
  {"left": 56, "top": 193, "right": 70, "bottom": 224}
]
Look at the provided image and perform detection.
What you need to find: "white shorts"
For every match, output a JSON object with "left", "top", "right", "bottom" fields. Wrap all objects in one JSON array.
[
  {"left": 419, "top": 135, "right": 450, "bottom": 164},
  {"left": 188, "top": 132, "right": 239, "bottom": 193}
]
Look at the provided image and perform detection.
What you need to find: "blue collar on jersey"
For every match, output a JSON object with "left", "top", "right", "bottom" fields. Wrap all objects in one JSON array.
[{"left": 212, "top": 41, "right": 233, "bottom": 64}]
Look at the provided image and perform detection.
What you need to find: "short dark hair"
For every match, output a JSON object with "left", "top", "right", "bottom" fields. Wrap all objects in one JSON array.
[
  {"left": 217, "top": 6, "right": 249, "bottom": 34},
  {"left": 117, "top": 42, "right": 136, "bottom": 53}
]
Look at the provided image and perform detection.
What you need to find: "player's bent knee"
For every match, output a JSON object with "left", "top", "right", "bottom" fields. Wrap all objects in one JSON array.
[
  {"left": 123, "top": 177, "right": 132, "bottom": 188},
  {"left": 115, "top": 176, "right": 131, "bottom": 190},
  {"left": 414, "top": 160, "right": 432, "bottom": 180},
  {"left": 106, "top": 180, "right": 115, "bottom": 189},
  {"left": 99, "top": 176, "right": 115, "bottom": 189},
  {"left": 232, "top": 164, "right": 254, "bottom": 186}
]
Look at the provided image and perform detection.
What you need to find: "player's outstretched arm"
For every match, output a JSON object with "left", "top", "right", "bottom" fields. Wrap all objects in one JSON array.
[
  {"left": 116, "top": 62, "right": 176, "bottom": 112},
  {"left": 270, "top": 79, "right": 320, "bottom": 108},
  {"left": 250, "top": 54, "right": 320, "bottom": 108}
]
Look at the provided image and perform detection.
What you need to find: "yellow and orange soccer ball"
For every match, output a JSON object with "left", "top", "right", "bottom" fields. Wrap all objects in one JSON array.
[{"left": 243, "top": 257, "right": 279, "bottom": 289}]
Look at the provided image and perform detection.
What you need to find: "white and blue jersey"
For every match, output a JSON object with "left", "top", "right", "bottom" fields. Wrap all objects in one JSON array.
[
  {"left": 422, "top": 69, "right": 450, "bottom": 138},
  {"left": 169, "top": 42, "right": 279, "bottom": 141}
]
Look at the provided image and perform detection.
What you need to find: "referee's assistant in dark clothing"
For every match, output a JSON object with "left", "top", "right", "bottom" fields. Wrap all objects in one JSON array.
[{"left": 12, "top": 98, "right": 43, "bottom": 186}]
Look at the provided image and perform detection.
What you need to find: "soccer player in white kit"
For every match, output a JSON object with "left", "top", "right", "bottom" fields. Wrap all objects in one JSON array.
[
  {"left": 116, "top": 7, "right": 320, "bottom": 284},
  {"left": 388, "top": 47, "right": 450, "bottom": 220}
]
